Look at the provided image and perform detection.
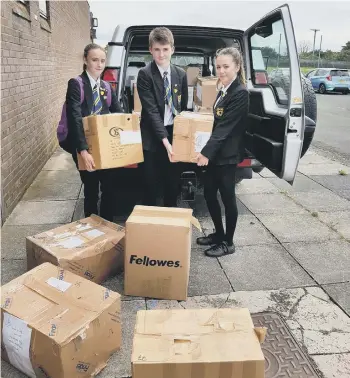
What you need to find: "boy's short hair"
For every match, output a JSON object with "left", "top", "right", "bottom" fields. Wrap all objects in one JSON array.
[{"left": 149, "top": 27, "right": 174, "bottom": 48}]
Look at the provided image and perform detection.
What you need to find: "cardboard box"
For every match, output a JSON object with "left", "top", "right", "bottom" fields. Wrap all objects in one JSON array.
[
  {"left": 124, "top": 206, "right": 201, "bottom": 301},
  {"left": 132, "top": 307, "right": 266, "bottom": 378},
  {"left": 194, "top": 104, "right": 213, "bottom": 114},
  {"left": 187, "top": 86, "right": 194, "bottom": 109},
  {"left": 185, "top": 66, "right": 201, "bottom": 86},
  {"left": 133, "top": 83, "right": 142, "bottom": 112},
  {"left": 1, "top": 262, "right": 121, "bottom": 378},
  {"left": 194, "top": 76, "right": 219, "bottom": 108},
  {"left": 173, "top": 111, "right": 214, "bottom": 163},
  {"left": 26, "top": 215, "right": 125, "bottom": 284},
  {"left": 77, "top": 113, "right": 144, "bottom": 170}
]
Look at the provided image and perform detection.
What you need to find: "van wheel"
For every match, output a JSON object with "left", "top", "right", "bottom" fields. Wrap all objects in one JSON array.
[
  {"left": 235, "top": 177, "right": 243, "bottom": 185},
  {"left": 319, "top": 83, "right": 326, "bottom": 94},
  {"left": 343, "top": 91, "right": 348, "bottom": 95}
]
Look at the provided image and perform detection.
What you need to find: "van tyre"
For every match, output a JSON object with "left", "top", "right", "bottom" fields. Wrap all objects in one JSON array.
[{"left": 300, "top": 75, "right": 318, "bottom": 157}]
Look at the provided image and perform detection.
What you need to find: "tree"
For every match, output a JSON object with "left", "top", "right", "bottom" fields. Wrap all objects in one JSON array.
[{"left": 298, "top": 40, "right": 311, "bottom": 55}]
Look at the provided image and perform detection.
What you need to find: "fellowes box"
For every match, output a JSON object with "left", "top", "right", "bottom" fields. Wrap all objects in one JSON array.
[
  {"left": 124, "top": 206, "right": 201, "bottom": 300},
  {"left": 77, "top": 113, "right": 144, "bottom": 170},
  {"left": 132, "top": 308, "right": 267, "bottom": 378},
  {"left": 1, "top": 263, "right": 121, "bottom": 378}
]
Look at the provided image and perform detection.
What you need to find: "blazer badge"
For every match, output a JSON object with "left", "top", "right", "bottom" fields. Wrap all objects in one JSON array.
[{"left": 216, "top": 107, "right": 224, "bottom": 116}]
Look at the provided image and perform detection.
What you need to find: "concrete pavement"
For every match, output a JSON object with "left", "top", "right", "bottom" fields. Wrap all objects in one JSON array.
[{"left": 1, "top": 148, "right": 350, "bottom": 378}]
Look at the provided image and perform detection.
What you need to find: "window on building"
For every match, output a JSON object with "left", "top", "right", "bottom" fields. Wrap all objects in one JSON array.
[{"left": 39, "top": 1, "right": 49, "bottom": 19}]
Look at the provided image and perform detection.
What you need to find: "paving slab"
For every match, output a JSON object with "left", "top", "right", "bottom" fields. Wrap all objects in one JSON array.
[
  {"left": 72, "top": 198, "right": 85, "bottom": 221},
  {"left": 311, "top": 174, "right": 350, "bottom": 192},
  {"left": 191, "top": 193, "right": 252, "bottom": 217},
  {"left": 189, "top": 248, "right": 232, "bottom": 296},
  {"left": 257, "top": 212, "right": 341, "bottom": 243},
  {"left": 312, "top": 353, "right": 350, "bottom": 378},
  {"left": 22, "top": 170, "right": 81, "bottom": 201},
  {"left": 42, "top": 151, "right": 77, "bottom": 170},
  {"left": 322, "top": 282, "right": 350, "bottom": 316},
  {"left": 316, "top": 211, "right": 350, "bottom": 240},
  {"left": 337, "top": 190, "right": 350, "bottom": 200},
  {"left": 97, "top": 300, "right": 146, "bottom": 378},
  {"left": 238, "top": 193, "right": 305, "bottom": 214},
  {"left": 268, "top": 174, "right": 329, "bottom": 193},
  {"left": 1, "top": 259, "right": 27, "bottom": 285},
  {"left": 200, "top": 214, "right": 277, "bottom": 246},
  {"left": 290, "top": 190, "right": 350, "bottom": 212},
  {"left": 235, "top": 178, "right": 279, "bottom": 194},
  {"left": 298, "top": 163, "right": 350, "bottom": 176},
  {"left": 283, "top": 240, "right": 350, "bottom": 284},
  {"left": 299, "top": 153, "right": 333, "bottom": 165},
  {"left": 146, "top": 299, "right": 183, "bottom": 310},
  {"left": 259, "top": 168, "right": 276, "bottom": 178},
  {"left": 1, "top": 224, "right": 63, "bottom": 260},
  {"left": 218, "top": 244, "right": 315, "bottom": 291},
  {"left": 5, "top": 200, "right": 76, "bottom": 225}
]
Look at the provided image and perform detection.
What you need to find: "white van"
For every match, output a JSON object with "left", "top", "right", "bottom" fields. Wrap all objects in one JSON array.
[{"left": 102, "top": 4, "right": 317, "bottom": 205}]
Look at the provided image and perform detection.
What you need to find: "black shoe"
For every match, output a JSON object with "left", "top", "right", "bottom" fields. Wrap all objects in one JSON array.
[
  {"left": 204, "top": 241, "right": 235, "bottom": 257},
  {"left": 196, "top": 233, "right": 224, "bottom": 246}
]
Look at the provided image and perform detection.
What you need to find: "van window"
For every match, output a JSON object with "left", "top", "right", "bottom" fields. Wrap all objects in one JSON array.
[{"left": 249, "top": 19, "right": 291, "bottom": 105}]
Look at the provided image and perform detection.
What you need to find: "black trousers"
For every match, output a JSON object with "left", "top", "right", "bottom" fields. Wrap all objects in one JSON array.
[
  {"left": 73, "top": 155, "right": 116, "bottom": 221},
  {"left": 142, "top": 126, "right": 179, "bottom": 207},
  {"left": 203, "top": 164, "right": 238, "bottom": 244}
]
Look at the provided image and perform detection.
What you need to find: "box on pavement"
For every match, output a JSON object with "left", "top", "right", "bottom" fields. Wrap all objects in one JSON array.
[
  {"left": 194, "top": 76, "right": 219, "bottom": 108},
  {"left": 124, "top": 206, "right": 201, "bottom": 301},
  {"left": 26, "top": 215, "right": 125, "bottom": 284},
  {"left": 77, "top": 113, "right": 144, "bottom": 170},
  {"left": 1, "top": 262, "right": 121, "bottom": 378},
  {"left": 132, "top": 307, "right": 267, "bottom": 378},
  {"left": 173, "top": 111, "right": 214, "bottom": 163}
]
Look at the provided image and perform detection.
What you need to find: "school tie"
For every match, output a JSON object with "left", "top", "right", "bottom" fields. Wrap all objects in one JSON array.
[
  {"left": 92, "top": 83, "right": 102, "bottom": 115},
  {"left": 163, "top": 71, "right": 178, "bottom": 116}
]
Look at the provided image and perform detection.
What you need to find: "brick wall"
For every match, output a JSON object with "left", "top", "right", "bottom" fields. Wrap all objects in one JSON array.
[{"left": 1, "top": 0, "right": 91, "bottom": 222}]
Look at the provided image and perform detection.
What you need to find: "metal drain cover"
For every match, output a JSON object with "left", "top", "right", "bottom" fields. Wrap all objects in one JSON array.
[{"left": 252, "top": 312, "right": 320, "bottom": 377}]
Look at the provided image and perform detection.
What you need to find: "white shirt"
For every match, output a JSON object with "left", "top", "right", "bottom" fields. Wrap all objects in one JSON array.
[
  {"left": 157, "top": 64, "right": 173, "bottom": 127},
  {"left": 214, "top": 79, "right": 234, "bottom": 108},
  {"left": 86, "top": 70, "right": 101, "bottom": 90}
]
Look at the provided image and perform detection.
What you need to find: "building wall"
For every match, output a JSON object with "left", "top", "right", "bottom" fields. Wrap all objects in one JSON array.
[{"left": 1, "top": 0, "right": 91, "bottom": 222}]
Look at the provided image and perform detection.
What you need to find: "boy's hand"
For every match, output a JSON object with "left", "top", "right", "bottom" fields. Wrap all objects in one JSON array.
[{"left": 162, "top": 138, "right": 174, "bottom": 162}]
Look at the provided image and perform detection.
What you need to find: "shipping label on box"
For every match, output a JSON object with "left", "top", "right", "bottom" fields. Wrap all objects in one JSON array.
[
  {"left": 77, "top": 113, "right": 144, "bottom": 170},
  {"left": 132, "top": 308, "right": 266, "bottom": 378},
  {"left": 26, "top": 215, "right": 125, "bottom": 284},
  {"left": 187, "top": 86, "right": 194, "bottom": 109},
  {"left": 194, "top": 76, "right": 219, "bottom": 108},
  {"left": 173, "top": 111, "right": 214, "bottom": 163},
  {"left": 1, "top": 263, "right": 121, "bottom": 378},
  {"left": 124, "top": 206, "right": 200, "bottom": 301}
]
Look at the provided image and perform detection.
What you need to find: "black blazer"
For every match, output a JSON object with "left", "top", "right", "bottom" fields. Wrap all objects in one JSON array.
[
  {"left": 201, "top": 77, "right": 249, "bottom": 165},
  {"left": 137, "top": 61, "right": 188, "bottom": 151},
  {"left": 66, "top": 70, "right": 123, "bottom": 155}
]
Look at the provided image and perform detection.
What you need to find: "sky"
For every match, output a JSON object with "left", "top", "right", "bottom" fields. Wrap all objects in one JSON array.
[{"left": 88, "top": 0, "right": 350, "bottom": 52}]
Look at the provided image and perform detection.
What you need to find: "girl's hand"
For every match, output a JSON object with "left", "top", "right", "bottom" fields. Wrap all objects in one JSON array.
[
  {"left": 80, "top": 150, "right": 95, "bottom": 172},
  {"left": 196, "top": 153, "right": 209, "bottom": 166}
]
